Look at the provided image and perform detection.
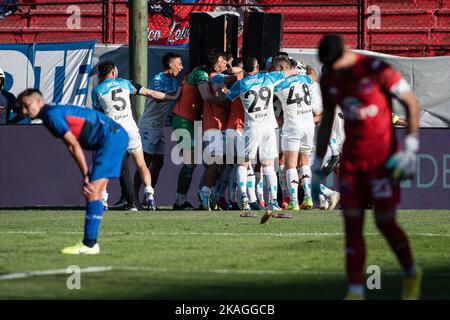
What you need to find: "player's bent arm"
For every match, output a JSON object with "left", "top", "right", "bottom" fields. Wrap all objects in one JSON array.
[
  {"left": 395, "top": 117, "right": 408, "bottom": 127},
  {"left": 139, "top": 87, "right": 180, "bottom": 101},
  {"left": 392, "top": 88, "right": 419, "bottom": 136},
  {"left": 198, "top": 83, "right": 229, "bottom": 107},
  {"left": 62, "top": 131, "right": 90, "bottom": 178},
  {"left": 283, "top": 68, "right": 299, "bottom": 78}
]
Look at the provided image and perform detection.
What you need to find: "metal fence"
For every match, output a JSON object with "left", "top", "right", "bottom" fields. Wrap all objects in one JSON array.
[{"left": 0, "top": 0, "right": 449, "bottom": 56}]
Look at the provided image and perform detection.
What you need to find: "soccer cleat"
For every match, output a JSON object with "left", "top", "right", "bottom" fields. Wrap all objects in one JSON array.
[
  {"left": 402, "top": 267, "right": 423, "bottom": 300},
  {"left": 147, "top": 197, "right": 156, "bottom": 211},
  {"left": 240, "top": 212, "right": 257, "bottom": 218},
  {"left": 240, "top": 195, "right": 250, "bottom": 211},
  {"left": 209, "top": 196, "right": 219, "bottom": 211},
  {"left": 287, "top": 201, "right": 300, "bottom": 211},
  {"left": 260, "top": 210, "right": 273, "bottom": 224},
  {"left": 173, "top": 201, "right": 195, "bottom": 210},
  {"left": 318, "top": 197, "right": 329, "bottom": 210},
  {"left": 217, "top": 197, "right": 228, "bottom": 211},
  {"left": 124, "top": 202, "right": 138, "bottom": 212},
  {"left": 227, "top": 201, "right": 240, "bottom": 210},
  {"left": 249, "top": 201, "right": 263, "bottom": 210},
  {"left": 259, "top": 200, "right": 267, "bottom": 209},
  {"left": 198, "top": 192, "right": 211, "bottom": 211},
  {"left": 274, "top": 212, "right": 293, "bottom": 219},
  {"left": 111, "top": 196, "right": 127, "bottom": 210},
  {"left": 344, "top": 292, "right": 365, "bottom": 300},
  {"left": 327, "top": 191, "right": 340, "bottom": 210},
  {"left": 267, "top": 201, "right": 282, "bottom": 211},
  {"left": 281, "top": 197, "right": 290, "bottom": 210},
  {"left": 300, "top": 197, "right": 313, "bottom": 210},
  {"left": 61, "top": 242, "right": 100, "bottom": 255}
]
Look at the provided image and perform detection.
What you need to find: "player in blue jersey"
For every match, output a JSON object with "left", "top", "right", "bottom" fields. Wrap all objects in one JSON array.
[
  {"left": 226, "top": 56, "right": 299, "bottom": 212},
  {"left": 134, "top": 53, "right": 183, "bottom": 207},
  {"left": 17, "top": 89, "right": 128, "bottom": 255}
]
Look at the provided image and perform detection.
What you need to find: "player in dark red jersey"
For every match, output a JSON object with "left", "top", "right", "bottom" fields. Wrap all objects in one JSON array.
[{"left": 312, "top": 34, "right": 421, "bottom": 300}]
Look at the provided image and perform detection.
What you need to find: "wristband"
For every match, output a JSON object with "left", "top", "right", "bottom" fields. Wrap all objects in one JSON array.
[{"left": 405, "top": 134, "right": 419, "bottom": 153}]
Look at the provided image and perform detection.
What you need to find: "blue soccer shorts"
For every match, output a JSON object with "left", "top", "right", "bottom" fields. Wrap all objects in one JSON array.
[{"left": 90, "top": 127, "right": 129, "bottom": 182}]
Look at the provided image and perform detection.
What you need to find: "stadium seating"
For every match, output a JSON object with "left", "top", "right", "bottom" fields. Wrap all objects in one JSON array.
[{"left": 0, "top": 0, "right": 448, "bottom": 56}]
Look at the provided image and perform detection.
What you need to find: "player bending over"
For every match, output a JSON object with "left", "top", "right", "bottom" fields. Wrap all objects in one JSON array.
[
  {"left": 312, "top": 34, "right": 422, "bottom": 300},
  {"left": 18, "top": 89, "right": 129, "bottom": 254}
]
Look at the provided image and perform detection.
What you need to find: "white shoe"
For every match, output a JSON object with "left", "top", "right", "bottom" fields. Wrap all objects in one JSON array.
[
  {"left": 266, "top": 201, "right": 282, "bottom": 211},
  {"left": 240, "top": 196, "right": 250, "bottom": 211},
  {"left": 327, "top": 191, "right": 340, "bottom": 210},
  {"left": 318, "top": 199, "right": 329, "bottom": 210}
]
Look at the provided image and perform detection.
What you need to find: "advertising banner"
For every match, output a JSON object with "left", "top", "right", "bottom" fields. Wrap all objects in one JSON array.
[{"left": 0, "top": 40, "right": 95, "bottom": 106}]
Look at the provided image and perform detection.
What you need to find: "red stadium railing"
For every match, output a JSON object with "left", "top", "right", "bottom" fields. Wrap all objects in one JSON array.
[{"left": 0, "top": 1, "right": 449, "bottom": 56}]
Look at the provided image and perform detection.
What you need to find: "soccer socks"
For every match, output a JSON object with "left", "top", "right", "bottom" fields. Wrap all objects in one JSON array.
[
  {"left": 215, "top": 165, "right": 232, "bottom": 201},
  {"left": 376, "top": 219, "right": 415, "bottom": 276},
  {"left": 228, "top": 165, "right": 238, "bottom": 203},
  {"left": 299, "top": 165, "right": 312, "bottom": 199},
  {"left": 176, "top": 164, "right": 194, "bottom": 203},
  {"left": 101, "top": 190, "right": 108, "bottom": 210},
  {"left": 329, "top": 137, "right": 340, "bottom": 156},
  {"left": 201, "top": 185, "right": 212, "bottom": 197},
  {"left": 247, "top": 165, "right": 257, "bottom": 203},
  {"left": 263, "top": 166, "right": 278, "bottom": 203},
  {"left": 344, "top": 216, "right": 366, "bottom": 286},
  {"left": 83, "top": 200, "right": 104, "bottom": 248},
  {"left": 320, "top": 184, "right": 334, "bottom": 197},
  {"left": 279, "top": 165, "right": 290, "bottom": 200},
  {"left": 237, "top": 165, "right": 248, "bottom": 198},
  {"left": 255, "top": 170, "right": 265, "bottom": 204},
  {"left": 176, "top": 193, "right": 187, "bottom": 206},
  {"left": 144, "top": 185, "right": 154, "bottom": 199},
  {"left": 286, "top": 168, "right": 299, "bottom": 202}
]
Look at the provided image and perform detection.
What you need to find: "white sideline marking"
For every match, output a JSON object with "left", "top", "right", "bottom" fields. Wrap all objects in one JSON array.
[
  {"left": 0, "top": 266, "right": 112, "bottom": 281},
  {"left": 1, "top": 230, "right": 450, "bottom": 237},
  {"left": 116, "top": 266, "right": 450, "bottom": 277},
  {"left": 2, "top": 266, "right": 450, "bottom": 281}
]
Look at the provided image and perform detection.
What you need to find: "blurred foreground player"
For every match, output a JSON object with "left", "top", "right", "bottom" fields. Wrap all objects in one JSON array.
[
  {"left": 17, "top": 89, "right": 128, "bottom": 255},
  {"left": 313, "top": 34, "right": 421, "bottom": 299}
]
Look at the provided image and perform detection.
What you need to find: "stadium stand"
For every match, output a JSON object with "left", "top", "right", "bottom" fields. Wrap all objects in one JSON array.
[{"left": 0, "top": 0, "right": 449, "bottom": 56}]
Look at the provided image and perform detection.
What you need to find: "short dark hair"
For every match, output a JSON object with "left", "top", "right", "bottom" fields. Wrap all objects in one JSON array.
[
  {"left": 273, "top": 51, "right": 289, "bottom": 59},
  {"left": 318, "top": 33, "right": 345, "bottom": 67},
  {"left": 205, "top": 49, "right": 225, "bottom": 71},
  {"left": 272, "top": 55, "right": 292, "bottom": 69},
  {"left": 243, "top": 56, "right": 258, "bottom": 73},
  {"left": 97, "top": 60, "right": 116, "bottom": 78},
  {"left": 162, "top": 52, "right": 181, "bottom": 70},
  {"left": 232, "top": 58, "right": 243, "bottom": 68},
  {"left": 17, "top": 88, "right": 43, "bottom": 104}
]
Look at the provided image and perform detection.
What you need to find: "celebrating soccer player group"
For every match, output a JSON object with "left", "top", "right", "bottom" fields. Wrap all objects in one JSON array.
[{"left": 15, "top": 33, "right": 422, "bottom": 300}]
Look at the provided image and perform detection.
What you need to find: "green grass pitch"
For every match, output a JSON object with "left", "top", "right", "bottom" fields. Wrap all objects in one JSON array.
[{"left": 0, "top": 209, "right": 449, "bottom": 299}]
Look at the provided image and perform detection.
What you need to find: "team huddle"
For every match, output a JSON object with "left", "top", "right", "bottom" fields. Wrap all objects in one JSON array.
[
  {"left": 16, "top": 33, "right": 422, "bottom": 300},
  {"left": 166, "top": 50, "right": 343, "bottom": 216}
]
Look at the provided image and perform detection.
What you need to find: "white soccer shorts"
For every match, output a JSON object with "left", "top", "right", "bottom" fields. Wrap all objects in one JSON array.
[
  {"left": 238, "top": 129, "right": 279, "bottom": 160},
  {"left": 281, "top": 125, "right": 314, "bottom": 154}
]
